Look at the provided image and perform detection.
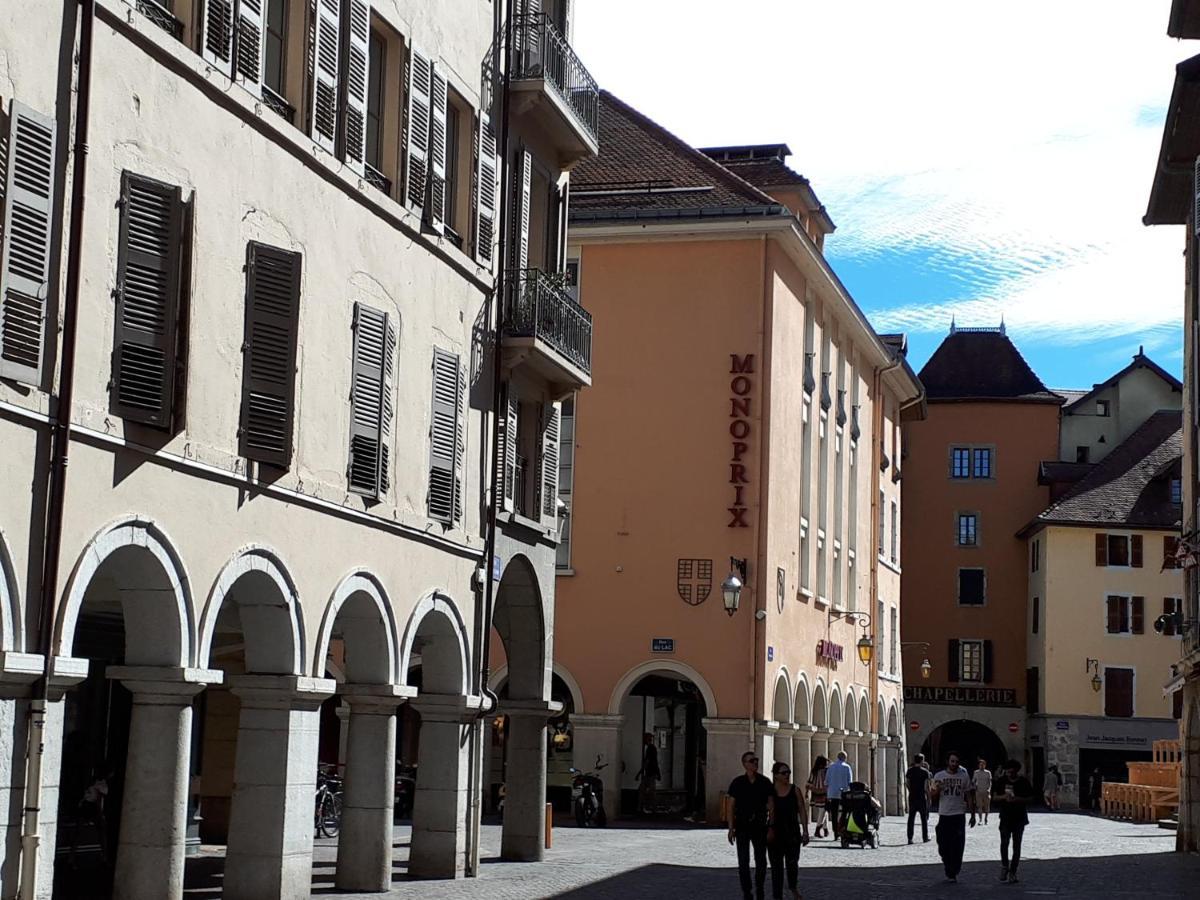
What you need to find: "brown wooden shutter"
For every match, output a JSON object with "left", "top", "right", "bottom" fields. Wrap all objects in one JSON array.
[
  {"left": 234, "top": 0, "right": 266, "bottom": 95},
  {"left": 428, "top": 348, "right": 460, "bottom": 523},
  {"left": 110, "top": 172, "right": 185, "bottom": 428},
  {"left": 474, "top": 113, "right": 498, "bottom": 267},
  {"left": 1131, "top": 534, "right": 1143, "bottom": 568},
  {"left": 347, "top": 303, "right": 393, "bottom": 497},
  {"left": 1164, "top": 535, "right": 1179, "bottom": 569},
  {"left": 948, "top": 639, "right": 960, "bottom": 682},
  {"left": 1095, "top": 533, "right": 1107, "bottom": 566},
  {"left": 1131, "top": 596, "right": 1144, "bottom": 634},
  {"left": 540, "top": 401, "right": 560, "bottom": 521},
  {"left": 0, "top": 102, "right": 56, "bottom": 386},
  {"left": 311, "top": 0, "right": 342, "bottom": 152},
  {"left": 201, "top": 0, "right": 235, "bottom": 77},
  {"left": 239, "top": 242, "right": 301, "bottom": 467},
  {"left": 427, "top": 64, "right": 448, "bottom": 232},
  {"left": 339, "top": 0, "right": 371, "bottom": 174},
  {"left": 404, "top": 47, "right": 432, "bottom": 216},
  {"left": 982, "top": 640, "right": 994, "bottom": 684},
  {"left": 1106, "top": 596, "right": 1120, "bottom": 634},
  {"left": 1164, "top": 597, "right": 1178, "bottom": 636},
  {"left": 1104, "top": 668, "right": 1134, "bottom": 718}
]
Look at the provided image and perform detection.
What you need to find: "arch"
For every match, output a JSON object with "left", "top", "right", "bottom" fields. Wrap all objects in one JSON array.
[
  {"left": 812, "top": 680, "right": 828, "bottom": 727},
  {"left": 0, "top": 528, "right": 24, "bottom": 653},
  {"left": 313, "top": 571, "right": 400, "bottom": 684},
  {"left": 772, "top": 669, "right": 792, "bottom": 724},
  {"left": 887, "top": 702, "right": 900, "bottom": 737},
  {"left": 608, "top": 659, "right": 718, "bottom": 717},
  {"left": 493, "top": 554, "right": 548, "bottom": 702},
  {"left": 199, "top": 546, "right": 305, "bottom": 674},
  {"left": 829, "top": 684, "right": 843, "bottom": 731},
  {"left": 57, "top": 516, "right": 193, "bottom": 666},
  {"left": 845, "top": 688, "right": 857, "bottom": 731},
  {"left": 399, "top": 591, "right": 470, "bottom": 696},
  {"left": 921, "top": 719, "right": 1006, "bottom": 771},
  {"left": 858, "top": 695, "right": 871, "bottom": 736},
  {"left": 794, "top": 674, "right": 810, "bottom": 726},
  {"left": 488, "top": 661, "right": 586, "bottom": 713},
  {"left": 878, "top": 700, "right": 886, "bottom": 737}
]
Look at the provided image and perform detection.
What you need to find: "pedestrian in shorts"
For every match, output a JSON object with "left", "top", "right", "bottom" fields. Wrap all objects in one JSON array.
[{"left": 973, "top": 759, "right": 993, "bottom": 825}]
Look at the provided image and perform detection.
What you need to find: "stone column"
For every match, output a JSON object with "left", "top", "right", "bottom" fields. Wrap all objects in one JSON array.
[
  {"left": 775, "top": 725, "right": 795, "bottom": 773},
  {"left": 0, "top": 652, "right": 45, "bottom": 899},
  {"left": 569, "top": 714, "right": 622, "bottom": 823},
  {"left": 409, "top": 693, "right": 478, "bottom": 879},
  {"left": 106, "top": 666, "right": 220, "bottom": 900},
  {"left": 793, "top": 726, "right": 815, "bottom": 783},
  {"left": 223, "top": 675, "right": 334, "bottom": 900},
  {"left": 501, "top": 700, "right": 560, "bottom": 862},
  {"left": 335, "top": 685, "right": 413, "bottom": 892},
  {"left": 811, "top": 727, "right": 830, "bottom": 768},
  {"left": 755, "top": 722, "right": 778, "bottom": 772},
  {"left": 702, "top": 718, "right": 753, "bottom": 824}
]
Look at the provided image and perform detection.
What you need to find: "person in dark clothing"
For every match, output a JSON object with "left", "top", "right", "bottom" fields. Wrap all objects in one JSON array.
[
  {"left": 992, "top": 759, "right": 1035, "bottom": 884},
  {"left": 766, "top": 761, "right": 809, "bottom": 900},
  {"left": 1087, "top": 767, "right": 1104, "bottom": 811},
  {"left": 635, "top": 732, "right": 660, "bottom": 814},
  {"left": 728, "top": 751, "right": 773, "bottom": 900},
  {"left": 905, "top": 752, "right": 932, "bottom": 844}
]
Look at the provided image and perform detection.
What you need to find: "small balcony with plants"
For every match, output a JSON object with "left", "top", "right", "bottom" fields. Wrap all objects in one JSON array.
[{"left": 501, "top": 268, "right": 592, "bottom": 396}]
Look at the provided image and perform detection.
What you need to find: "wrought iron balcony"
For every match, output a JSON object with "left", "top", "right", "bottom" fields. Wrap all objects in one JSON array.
[
  {"left": 510, "top": 14, "right": 600, "bottom": 165},
  {"left": 502, "top": 268, "right": 592, "bottom": 395},
  {"left": 136, "top": 0, "right": 184, "bottom": 39}
]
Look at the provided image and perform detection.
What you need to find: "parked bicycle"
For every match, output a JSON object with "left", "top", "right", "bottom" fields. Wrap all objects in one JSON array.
[{"left": 315, "top": 764, "right": 343, "bottom": 838}]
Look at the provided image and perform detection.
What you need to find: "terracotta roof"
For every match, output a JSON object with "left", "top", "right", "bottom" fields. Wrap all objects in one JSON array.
[
  {"left": 1022, "top": 410, "right": 1183, "bottom": 533},
  {"left": 917, "top": 329, "right": 1059, "bottom": 403},
  {"left": 570, "top": 92, "right": 785, "bottom": 220},
  {"left": 1061, "top": 350, "right": 1182, "bottom": 412}
]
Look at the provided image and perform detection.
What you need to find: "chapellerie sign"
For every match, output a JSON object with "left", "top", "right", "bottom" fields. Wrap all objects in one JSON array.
[
  {"left": 904, "top": 686, "right": 1017, "bottom": 707},
  {"left": 728, "top": 354, "right": 754, "bottom": 528}
]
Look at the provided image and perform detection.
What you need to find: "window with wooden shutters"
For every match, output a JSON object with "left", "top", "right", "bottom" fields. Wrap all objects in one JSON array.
[
  {"left": 347, "top": 303, "right": 394, "bottom": 498},
  {"left": 1106, "top": 595, "right": 1129, "bottom": 634},
  {"left": 1164, "top": 535, "right": 1181, "bottom": 569},
  {"left": 511, "top": 148, "right": 532, "bottom": 273},
  {"left": 201, "top": 0, "right": 236, "bottom": 77},
  {"left": 311, "top": 0, "right": 341, "bottom": 152},
  {"left": 1104, "top": 667, "right": 1134, "bottom": 717},
  {"left": 495, "top": 383, "right": 518, "bottom": 512},
  {"left": 0, "top": 103, "right": 56, "bottom": 387},
  {"left": 426, "top": 65, "right": 448, "bottom": 232},
  {"left": 428, "top": 348, "right": 462, "bottom": 524},
  {"left": 539, "top": 401, "right": 560, "bottom": 521},
  {"left": 339, "top": 0, "right": 370, "bottom": 174},
  {"left": 234, "top": 0, "right": 266, "bottom": 95},
  {"left": 1131, "top": 595, "right": 1144, "bottom": 634},
  {"left": 1164, "top": 597, "right": 1182, "bottom": 636},
  {"left": 1131, "top": 534, "right": 1143, "bottom": 568},
  {"left": 982, "top": 639, "right": 994, "bottom": 683},
  {"left": 474, "top": 113, "right": 498, "bottom": 267},
  {"left": 404, "top": 47, "right": 432, "bottom": 216},
  {"left": 947, "top": 639, "right": 960, "bottom": 682},
  {"left": 110, "top": 172, "right": 186, "bottom": 428},
  {"left": 1095, "top": 533, "right": 1107, "bottom": 566},
  {"left": 239, "top": 242, "right": 301, "bottom": 467}
]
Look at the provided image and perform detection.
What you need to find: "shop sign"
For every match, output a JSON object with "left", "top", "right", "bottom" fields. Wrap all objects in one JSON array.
[
  {"left": 1079, "top": 718, "right": 1179, "bottom": 750},
  {"left": 903, "top": 685, "right": 1017, "bottom": 707},
  {"left": 728, "top": 354, "right": 755, "bottom": 528},
  {"left": 651, "top": 638, "right": 674, "bottom": 653},
  {"left": 817, "top": 639, "right": 844, "bottom": 663}
]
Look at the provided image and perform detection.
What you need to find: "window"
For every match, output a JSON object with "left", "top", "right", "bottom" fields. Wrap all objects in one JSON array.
[
  {"left": 1031, "top": 539, "right": 1040, "bottom": 573},
  {"left": 1164, "top": 535, "right": 1181, "bottom": 569},
  {"left": 959, "top": 639, "right": 984, "bottom": 683},
  {"left": 1096, "top": 399, "right": 1111, "bottom": 417},
  {"left": 1171, "top": 478, "right": 1182, "bottom": 505},
  {"left": 1163, "top": 597, "right": 1182, "bottom": 637},
  {"left": 957, "top": 513, "right": 978, "bottom": 546},
  {"left": 444, "top": 102, "right": 461, "bottom": 238},
  {"left": 109, "top": 172, "right": 190, "bottom": 430},
  {"left": 972, "top": 447, "right": 993, "bottom": 478},
  {"left": 890, "top": 501, "right": 898, "bottom": 563},
  {"left": 427, "top": 349, "right": 465, "bottom": 522},
  {"left": 958, "top": 568, "right": 985, "bottom": 606},
  {"left": 1032, "top": 596, "right": 1040, "bottom": 634},
  {"left": 264, "top": 0, "right": 288, "bottom": 96},
  {"left": 347, "top": 304, "right": 396, "bottom": 498},
  {"left": 1104, "top": 667, "right": 1134, "bottom": 718},
  {"left": 1105, "top": 595, "right": 1144, "bottom": 634},
  {"left": 1076, "top": 445, "right": 1089, "bottom": 464},
  {"left": 1095, "top": 533, "right": 1142, "bottom": 568},
  {"left": 889, "top": 606, "right": 898, "bottom": 674},
  {"left": 877, "top": 490, "right": 885, "bottom": 556},
  {"left": 951, "top": 447, "right": 971, "bottom": 479},
  {"left": 365, "top": 28, "right": 385, "bottom": 172},
  {"left": 877, "top": 600, "right": 885, "bottom": 671},
  {"left": 556, "top": 396, "right": 576, "bottom": 569}
]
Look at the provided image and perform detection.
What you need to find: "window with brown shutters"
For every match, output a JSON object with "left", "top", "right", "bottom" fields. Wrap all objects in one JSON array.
[
  {"left": 347, "top": 303, "right": 395, "bottom": 498},
  {"left": 0, "top": 102, "right": 56, "bottom": 387},
  {"left": 311, "top": 0, "right": 342, "bottom": 153},
  {"left": 239, "top": 242, "right": 301, "bottom": 468},
  {"left": 1106, "top": 595, "right": 1130, "bottom": 634},
  {"left": 428, "top": 348, "right": 464, "bottom": 524},
  {"left": 474, "top": 113, "right": 498, "bottom": 267},
  {"left": 1103, "top": 667, "right": 1134, "bottom": 718},
  {"left": 404, "top": 47, "right": 432, "bottom": 217},
  {"left": 1095, "top": 533, "right": 1107, "bottom": 566},
  {"left": 1098, "top": 533, "right": 1134, "bottom": 567},
  {"left": 1131, "top": 595, "right": 1144, "bottom": 634},
  {"left": 947, "top": 638, "right": 960, "bottom": 682},
  {"left": 982, "top": 639, "right": 994, "bottom": 683},
  {"left": 539, "top": 402, "right": 560, "bottom": 522},
  {"left": 1163, "top": 597, "right": 1182, "bottom": 636},
  {"left": 338, "top": 0, "right": 371, "bottom": 174},
  {"left": 1131, "top": 534, "right": 1143, "bottom": 568},
  {"left": 1164, "top": 535, "right": 1181, "bottom": 569},
  {"left": 109, "top": 172, "right": 187, "bottom": 429}
]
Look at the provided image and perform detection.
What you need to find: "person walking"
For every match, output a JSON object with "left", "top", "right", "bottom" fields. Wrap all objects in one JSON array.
[
  {"left": 930, "top": 751, "right": 975, "bottom": 883},
  {"left": 728, "top": 751, "right": 773, "bottom": 900},
  {"left": 1087, "top": 767, "right": 1104, "bottom": 811},
  {"left": 973, "top": 759, "right": 993, "bottom": 825},
  {"left": 635, "top": 732, "right": 660, "bottom": 815},
  {"left": 992, "top": 759, "right": 1034, "bottom": 884},
  {"left": 766, "top": 761, "right": 810, "bottom": 900},
  {"left": 905, "top": 752, "right": 932, "bottom": 844},
  {"left": 823, "top": 750, "right": 853, "bottom": 838},
  {"left": 1042, "top": 764, "right": 1061, "bottom": 811},
  {"left": 804, "top": 756, "right": 829, "bottom": 839}
]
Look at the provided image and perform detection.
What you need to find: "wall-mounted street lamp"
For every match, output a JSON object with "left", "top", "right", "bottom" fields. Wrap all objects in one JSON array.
[
  {"left": 1086, "top": 658, "right": 1102, "bottom": 692},
  {"left": 722, "top": 557, "right": 747, "bottom": 617},
  {"left": 900, "top": 641, "right": 933, "bottom": 680},
  {"left": 828, "top": 608, "right": 874, "bottom": 667}
]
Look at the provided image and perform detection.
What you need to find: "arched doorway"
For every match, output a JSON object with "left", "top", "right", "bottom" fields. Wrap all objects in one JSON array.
[
  {"left": 921, "top": 719, "right": 1007, "bottom": 776},
  {"left": 489, "top": 669, "right": 578, "bottom": 814},
  {"left": 772, "top": 673, "right": 792, "bottom": 771},
  {"left": 812, "top": 682, "right": 829, "bottom": 766}
]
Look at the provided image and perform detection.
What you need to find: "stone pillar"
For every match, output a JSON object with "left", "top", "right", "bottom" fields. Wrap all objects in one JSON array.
[
  {"left": 793, "top": 726, "right": 815, "bottom": 783},
  {"left": 569, "top": 714, "right": 622, "bottom": 823},
  {"left": 106, "top": 666, "right": 219, "bottom": 900},
  {"left": 335, "top": 685, "right": 413, "bottom": 892},
  {"left": 409, "top": 693, "right": 477, "bottom": 879},
  {"left": 812, "top": 728, "right": 830, "bottom": 768},
  {"left": 755, "top": 723, "right": 777, "bottom": 772},
  {"left": 775, "top": 726, "right": 795, "bottom": 773},
  {"left": 0, "top": 652, "right": 45, "bottom": 899},
  {"left": 501, "top": 700, "right": 559, "bottom": 862},
  {"left": 223, "top": 675, "right": 334, "bottom": 900},
  {"left": 702, "top": 718, "right": 752, "bottom": 824}
]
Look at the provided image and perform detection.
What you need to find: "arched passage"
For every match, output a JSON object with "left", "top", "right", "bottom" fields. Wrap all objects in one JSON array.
[
  {"left": 921, "top": 719, "right": 1007, "bottom": 777},
  {"left": 0, "top": 528, "right": 25, "bottom": 654},
  {"left": 771, "top": 670, "right": 793, "bottom": 772}
]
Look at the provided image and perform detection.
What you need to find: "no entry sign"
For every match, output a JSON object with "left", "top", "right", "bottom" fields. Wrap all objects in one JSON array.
[
  {"left": 1008, "top": 722, "right": 1020, "bottom": 734},
  {"left": 909, "top": 721, "right": 920, "bottom": 731}
]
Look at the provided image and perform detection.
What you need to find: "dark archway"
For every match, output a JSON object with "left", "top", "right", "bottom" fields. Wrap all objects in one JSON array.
[
  {"left": 620, "top": 674, "right": 709, "bottom": 819},
  {"left": 921, "top": 719, "right": 1008, "bottom": 774}
]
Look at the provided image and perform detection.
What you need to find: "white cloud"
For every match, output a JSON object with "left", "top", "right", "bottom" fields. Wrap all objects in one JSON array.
[{"left": 573, "top": 0, "right": 1189, "bottom": 340}]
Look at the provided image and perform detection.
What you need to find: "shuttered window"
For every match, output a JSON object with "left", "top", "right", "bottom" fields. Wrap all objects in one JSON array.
[
  {"left": 110, "top": 172, "right": 187, "bottom": 428},
  {"left": 1106, "top": 595, "right": 1131, "bottom": 634},
  {"left": 427, "top": 65, "right": 448, "bottom": 232},
  {"left": 347, "top": 303, "right": 395, "bottom": 497},
  {"left": 404, "top": 47, "right": 432, "bottom": 216},
  {"left": 339, "top": 0, "right": 371, "bottom": 174},
  {"left": 539, "top": 402, "right": 560, "bottom": 521},
  {"left": 1164, "top": 535, "right": 1180, "bottom": 569},
  {"left": 311, "top": 0, "right": 342, "bottom": 152},
  {"left": 201, "top": 0, "right": 236, "bottom": 77},
  {"left": 235, "top": 0, "right": 266, "bottom": 94},
  {"left": 1103, "top": 667, "right": 1134, "bottom": 718},
  {"left": 510, "top": 148, "right": 532, "bottom": 273},
  {"left": 495, "top": 383, "right": 518, "bottom": 512},
  {"left": 474, "top": 113, "right": 498, "bottom": 267},
  {"left": 201, "top": 0, "right": 266, "bottom": 95},
  {"left": 239, "top": 242, "right": 301, "bottom": 467},
  {"left": 428, "top": 348, "right": 465, "bottom": 524},
  {"left": 1131, "top": 595, "right": 1144, "bottom": 634},
  {"left": 0, "top": 102, "right": 57, "bottom": 386}
]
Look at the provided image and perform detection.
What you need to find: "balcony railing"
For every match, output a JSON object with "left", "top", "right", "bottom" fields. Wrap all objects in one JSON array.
[
  {"left": 137, "top": 0, "right": 184, "bottom": 39},
  {"left": 503, "top": 269, "right": 592, "bottom": 376},
  {"left": 511, "top": 13, "right": 599, "bottom": 146},
  {"left": 364, "top": 162, "right": 392, "bottom": 195}
]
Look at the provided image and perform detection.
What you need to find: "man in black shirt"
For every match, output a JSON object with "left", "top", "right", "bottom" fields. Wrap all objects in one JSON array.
[
  {"left": 905, "top": 752, "right": 932, "bottom": 844},
  {"left": 727, "top": 751, "right": 773, "bottom": 900},
  {"left": 992, "top": 759, "right": 1035, "bottom": 884}
]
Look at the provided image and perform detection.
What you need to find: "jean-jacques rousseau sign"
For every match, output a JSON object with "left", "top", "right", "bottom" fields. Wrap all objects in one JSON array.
[{"left": 729, "top": 354, "right": 754, "bottom": 527}]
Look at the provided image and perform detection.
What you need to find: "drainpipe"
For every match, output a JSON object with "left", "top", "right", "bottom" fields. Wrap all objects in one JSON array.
[
  {"left": 749, "top": 235, "right": 771, "bottom": 751},
  {"left": 19, "top": 2, "right": 94, "bottom": 897}
]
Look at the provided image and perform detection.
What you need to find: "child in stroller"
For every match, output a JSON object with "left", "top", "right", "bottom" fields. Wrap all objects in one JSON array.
[{"left": 837, "top": 781, "right": 881, "bottom": 849}]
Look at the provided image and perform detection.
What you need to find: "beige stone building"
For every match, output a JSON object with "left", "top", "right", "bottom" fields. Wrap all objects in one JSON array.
[{"left": 0, "top": 0, "right": 595, "bottom": 897}]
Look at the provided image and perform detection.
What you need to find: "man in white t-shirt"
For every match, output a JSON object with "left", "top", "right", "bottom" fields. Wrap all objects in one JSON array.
[
  {"left": 973, "top": 759, "right": 993, "bottom": 825},
  {"left": 931, "top": 752, "right": 976, "bottom": 883}
]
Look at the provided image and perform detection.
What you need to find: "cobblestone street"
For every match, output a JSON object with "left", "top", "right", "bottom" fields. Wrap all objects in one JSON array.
[{"left": 175, "top": 813, "right": 1197, "bottom": 899}]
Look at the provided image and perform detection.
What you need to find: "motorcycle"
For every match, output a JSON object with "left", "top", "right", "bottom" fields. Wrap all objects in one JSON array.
[{"left": 571, "top": 756, "right": 608, "bottom": 827}]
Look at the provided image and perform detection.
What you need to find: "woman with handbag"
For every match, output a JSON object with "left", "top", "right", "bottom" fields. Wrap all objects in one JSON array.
[
  {"left": 805, "top": 755, "right": 829, "bottom": 839},
  {"left": 767, "top": 761, "right": 810, "bottom": 900}
]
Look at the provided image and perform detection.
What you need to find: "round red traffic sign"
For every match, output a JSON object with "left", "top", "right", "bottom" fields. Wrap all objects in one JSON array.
[
  {"left": 909, "top": 721, "right": 920, "bottom": 732},
  {"left": 1008, "top": 722, "right": 1019, "bottom": 734}
]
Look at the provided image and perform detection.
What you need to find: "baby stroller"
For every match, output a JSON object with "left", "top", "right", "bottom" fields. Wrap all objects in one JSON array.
[{"left": 837, "top": 781, "right": 881, "bottom": 849}]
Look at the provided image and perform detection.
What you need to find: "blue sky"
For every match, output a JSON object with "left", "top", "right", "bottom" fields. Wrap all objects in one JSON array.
[{"left": 574, "top": 1, "right": 1187, "bottom": 389}]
